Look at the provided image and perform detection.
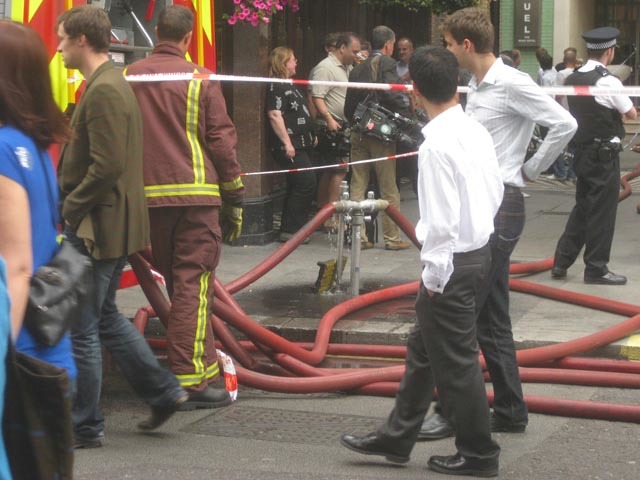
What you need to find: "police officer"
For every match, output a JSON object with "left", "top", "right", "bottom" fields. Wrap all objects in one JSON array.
[{"left": 552, "top": 27, "right": 637, "bottom": 285}]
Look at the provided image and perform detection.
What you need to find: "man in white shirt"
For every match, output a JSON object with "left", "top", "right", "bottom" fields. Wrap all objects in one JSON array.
[
  {"left": 419, "top": 8, "right": 577, "bottom": 441},
  {"left": 340, "top": 46, "right": 502, "bottom": 478},
  {"left": 552, "top": 27, "right": 637, "bottom": 285}
]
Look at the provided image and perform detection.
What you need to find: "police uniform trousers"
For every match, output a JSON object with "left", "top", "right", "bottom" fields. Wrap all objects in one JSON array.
[
  {"left": 554, "top": 143, "right": 620, "bottom": 277},
  {"left": 377, "top": 244, "right": 500, "bottom": 461},
  {"left": 149, "top": 206, "right": 221, "bottom": 392},
  {"left": 349, "top": 133, "right": 402, "bottom": 244}
]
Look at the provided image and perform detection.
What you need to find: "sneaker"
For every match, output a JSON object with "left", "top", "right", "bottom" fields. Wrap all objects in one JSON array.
[
  {"left": 522, "top": 192, "right": 531, "bottom": 198},
  {"left": 384, "top": 240, "right": 411, "bottom": 251},
  {"left": 545, "top": 174, "right": 566, "bottom": 181},
  {"left": 74, "top": 435, "right": 105, "bottom": 449}
]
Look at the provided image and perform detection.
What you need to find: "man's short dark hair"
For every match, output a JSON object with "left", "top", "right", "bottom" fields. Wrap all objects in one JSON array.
[
  {"left": 539, "top": 52, "right": 553, "bottom": 70},
  {"left": 57, "top": 5, "right": 111, "bottom": 53},
  {"left": 157, "top": 5, "right": 194, "bottom": 42},
  {"left": 409, "top": 46, "right": 459, "bottom": 104},
  {"left": 335, "top": 32, "right": 360, "bottom": 50},
  {"left": 371, "top": 25, "right": 395, "bottom": 50}
]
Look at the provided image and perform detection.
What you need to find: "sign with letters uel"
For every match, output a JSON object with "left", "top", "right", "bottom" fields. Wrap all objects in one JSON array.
[{"left": 514, "top": 0, "right": 542, "bottom": 47}]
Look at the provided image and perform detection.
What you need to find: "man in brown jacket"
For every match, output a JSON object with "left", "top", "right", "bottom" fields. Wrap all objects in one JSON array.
[
  {"left": 56, "top": 6, "right": 187, "bottom": 448},
  {"left": 127, "top": 5, "right": 245, "bottom": 409}
]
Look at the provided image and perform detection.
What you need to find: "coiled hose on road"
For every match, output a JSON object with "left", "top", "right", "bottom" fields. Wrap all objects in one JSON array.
[{"left": 129, "top": 187, "right": 640, "bottom": 423}]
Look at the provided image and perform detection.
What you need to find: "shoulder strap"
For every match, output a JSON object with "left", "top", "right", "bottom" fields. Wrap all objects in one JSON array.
[{"left": 370, "top": 56, "right": 382, "bottom": 83}]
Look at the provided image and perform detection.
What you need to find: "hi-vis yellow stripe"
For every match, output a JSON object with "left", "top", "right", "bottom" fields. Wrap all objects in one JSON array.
[
  {"left": 144, "top": 183, "right": 220, "bottom": 198},
  {"left": 220, "top": 176, "right": 244, "bottom": 191},
  {"left": 176, "top": 362, "right": 220, "bottom": 387},
  {"left": 176, "top": 271, "right": 216, "bottom": 388},
  {"left": 186, "top": 70, "right": 206, "bottom": 184},
  {"left": 194, "top": 271, "right": 210, "bottom": 374}
]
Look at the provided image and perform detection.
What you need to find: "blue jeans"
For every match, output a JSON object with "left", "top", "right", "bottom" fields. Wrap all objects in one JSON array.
[
  {"left": 475, "top": 187, "right": 528, "bottom": 425},
  {"left": 67, "top": 230, "right": 184, "bottom": 440},
  {"left": 551, "top": 146, "right": 576, "bottom": 180}
]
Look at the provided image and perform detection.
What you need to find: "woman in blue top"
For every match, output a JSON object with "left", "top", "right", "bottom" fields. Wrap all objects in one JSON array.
[
  {"left": 0, "top": 20, "right": 76, "bottom": 379},
  {"left": 0, "top": 257, "right": 12, "bottom": 479}
]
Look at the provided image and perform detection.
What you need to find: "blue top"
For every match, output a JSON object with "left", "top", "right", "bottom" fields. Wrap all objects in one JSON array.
[
  {"left": 0, "top": 125, "right": 76, "bottom": 379},
  {"left": 0, "top": 258, "right": 12, "bottom": 479}
]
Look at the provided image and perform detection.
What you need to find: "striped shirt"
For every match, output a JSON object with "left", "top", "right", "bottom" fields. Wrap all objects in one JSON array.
[{"left": 466, "top": 58, "right": 577, "bottom": 187}]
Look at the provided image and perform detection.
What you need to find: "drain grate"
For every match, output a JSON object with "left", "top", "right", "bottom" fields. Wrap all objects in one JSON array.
[{"left": 182, "top": 405, "right": 382, "bottom": 446}]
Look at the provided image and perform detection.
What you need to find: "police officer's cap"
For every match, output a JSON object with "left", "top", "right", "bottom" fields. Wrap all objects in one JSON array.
[{"left": 582, "top": 27, "right": 620, "bottom": 50}]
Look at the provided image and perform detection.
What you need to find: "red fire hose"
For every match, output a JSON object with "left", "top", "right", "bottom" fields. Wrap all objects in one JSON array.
[{"left": 127, "top": 195, "right": 640, "bottom": 423}]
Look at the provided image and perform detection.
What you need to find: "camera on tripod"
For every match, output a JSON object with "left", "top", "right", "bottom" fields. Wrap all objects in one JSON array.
[{"left": 351, "top": 101, "right": 425, "bottom": 147}]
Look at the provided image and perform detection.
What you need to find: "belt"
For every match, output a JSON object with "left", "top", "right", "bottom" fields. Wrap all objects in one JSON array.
[{"left": 455, "top": 243, "right": 490, "bottom": 259}]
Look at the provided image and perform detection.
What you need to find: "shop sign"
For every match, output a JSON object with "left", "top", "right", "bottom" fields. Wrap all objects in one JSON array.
[{"left": 514, "top": 0, "right": 542, "bottom": 47}]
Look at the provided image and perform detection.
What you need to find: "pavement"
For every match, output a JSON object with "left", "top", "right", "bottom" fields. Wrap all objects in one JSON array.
[
  {"left": 73, "top": 149, "right": 640, "bottom": 480},
  {"left": 117, "top": 149, "right": 640, "bottom": 361}
]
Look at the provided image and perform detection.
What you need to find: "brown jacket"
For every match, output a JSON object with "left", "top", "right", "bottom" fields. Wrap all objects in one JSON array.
[
  {"left": 58, "top": 61, "right": 150, "bottom": 260},
  {"left": 126, "top": 42, "right": 244, "bottom": 208}
]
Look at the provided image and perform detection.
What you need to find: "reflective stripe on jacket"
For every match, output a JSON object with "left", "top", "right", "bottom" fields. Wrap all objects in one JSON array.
[{"left": 126, "top": 42, "right": 245, "bottom": 207}]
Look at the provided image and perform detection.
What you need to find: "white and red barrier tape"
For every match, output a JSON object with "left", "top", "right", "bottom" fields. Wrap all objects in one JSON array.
[
  {"left": 241, "top": 150, "right": 418, "bottom": 177},
  {"left": 123, "top": 72, "right": 640, "bottom": 97}
]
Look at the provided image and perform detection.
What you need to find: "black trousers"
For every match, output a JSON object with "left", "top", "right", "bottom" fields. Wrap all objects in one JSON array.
[
  {"left": 554, "top": 144, "right": 620, "bottom": 277},
  {"left": 273, "top": 148, "right": 316, "bottom": 234},
  {"left": 378, "top": 244, "right": 500, "bottom": 460},
  {"left": 433, "top": 189, "right": 528, "bottom": 425}
]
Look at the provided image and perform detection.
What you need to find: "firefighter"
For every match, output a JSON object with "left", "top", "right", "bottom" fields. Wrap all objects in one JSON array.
[{"left": 127, "top": 5, "right": 245, "bottom": 409}]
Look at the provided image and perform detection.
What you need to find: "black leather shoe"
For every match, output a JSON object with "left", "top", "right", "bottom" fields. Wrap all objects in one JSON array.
[
  {"left": 551, "top": 266, "right": 567, "bottom": 279},
  {"left": 138, "top": 391, "right": 189, "bottom": 430},
  {"left": 417, "top": 413, "right": 454, "bottom": 441},
  {"left": 584, "top": 271, "right": 627, "bottom": 285},
  {"left": 340, "top": 433, "right": 410, "bottom": 464},
  {"left": 490, "top": 413, "right": 526, "bottom": 433},
  {"left": 179, "top": 386, "right": 232, "bottom": 411},
  {"left": 428, "top": 452, "right": 499, "bottom": 477}
]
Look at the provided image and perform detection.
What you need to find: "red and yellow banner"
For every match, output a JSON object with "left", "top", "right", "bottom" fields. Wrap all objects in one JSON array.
[
  {"left": 176, "top": 0, "right": 217, "bottom": 72},
  {"left": 10, "top": 0, "right": 83, "bottom": 112}
]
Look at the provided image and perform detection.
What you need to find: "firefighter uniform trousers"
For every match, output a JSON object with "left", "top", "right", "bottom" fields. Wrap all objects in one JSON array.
[{"left": 149, "top": 206, "right": 222, "bottom": 391}]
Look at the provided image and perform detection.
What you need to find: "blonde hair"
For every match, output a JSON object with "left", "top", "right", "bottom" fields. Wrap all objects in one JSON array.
[{"left": 268, "top": 46, "right": 294, "bottom": 79}]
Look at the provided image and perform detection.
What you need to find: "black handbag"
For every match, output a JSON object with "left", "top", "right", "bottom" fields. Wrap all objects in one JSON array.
[
  {"left": 24, "top": 150, "right": 92, "bottom": 346},
  {"left": 3, "top": 341, "right": 74, "bottom": 479},
  {"left": 25, "top": 239, "right": 92, "bottom": 346}
]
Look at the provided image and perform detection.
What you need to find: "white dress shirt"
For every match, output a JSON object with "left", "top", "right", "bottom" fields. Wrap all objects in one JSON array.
[
  {"left": 416, "top": 104, "right": 503, "bottom": 293},
  {"left": 466, "top": 58, "right": 577, "bottom": 186}
]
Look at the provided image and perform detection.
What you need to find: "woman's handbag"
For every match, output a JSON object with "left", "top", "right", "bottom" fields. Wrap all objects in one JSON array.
[
  {"left": 23, "top": 149, "right": 92, "bottom": 346},
  {"left": 3, "top": 341, "right": 74, "bottom": 479},
  {"left": 25, "top": 239, "right": 92, "bottom": 346}
]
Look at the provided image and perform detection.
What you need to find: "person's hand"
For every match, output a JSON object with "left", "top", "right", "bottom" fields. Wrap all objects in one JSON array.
[
  {"left": 326, "top": 116, "right": 340, "bottom": 131},
  {"left": 220, "top": 204, "right": 243, "bottom": 243},
  {"left": 632, "top": 144, "right": 640, "bottom": 154},
  {"left": 285, "top": 142, "right": 295, "bottom": 159},
  {"left": 521, "top": 168, "right": 532, "bottom": 182}
]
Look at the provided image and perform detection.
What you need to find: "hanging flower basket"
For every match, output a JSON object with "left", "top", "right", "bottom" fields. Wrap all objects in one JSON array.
[{"left": 224, "top": 0, "right": 301, "bottom": 26}]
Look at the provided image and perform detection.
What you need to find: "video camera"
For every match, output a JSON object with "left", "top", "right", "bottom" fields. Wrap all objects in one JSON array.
[
  {"left": 351, "top": 102, "right": 425, "bottom": 148},
  {"left": 315, "top": 125, "right": 352, "bottom": 157}
]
